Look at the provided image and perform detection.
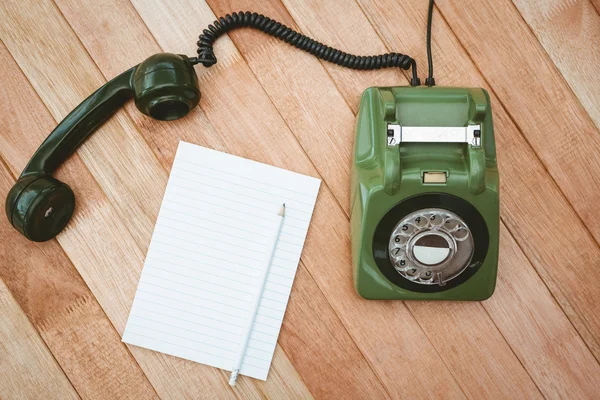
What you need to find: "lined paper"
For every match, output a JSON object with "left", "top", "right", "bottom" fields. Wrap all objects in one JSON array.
[{"left": 122, "top": 141, "right": 321, "bottom": 380}]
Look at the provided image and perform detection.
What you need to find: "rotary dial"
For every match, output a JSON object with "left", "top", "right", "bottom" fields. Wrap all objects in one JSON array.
[{"left": 388, "top": 208, "right": 474, "bottom": 286}]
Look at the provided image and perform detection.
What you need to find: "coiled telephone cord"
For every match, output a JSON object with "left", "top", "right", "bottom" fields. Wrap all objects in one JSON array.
[{"left": 190, "top": 11, "right": 421, "bottom": 86}]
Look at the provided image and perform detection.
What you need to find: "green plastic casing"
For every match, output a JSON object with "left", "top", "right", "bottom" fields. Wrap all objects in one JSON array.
[{"left": 351, "top": 86, "right": 499, "bottom": 300}]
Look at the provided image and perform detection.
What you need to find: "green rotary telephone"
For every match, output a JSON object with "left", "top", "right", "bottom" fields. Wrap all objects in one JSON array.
[{"left": 351, "top": 87, "right": 499, "bottom": 300}]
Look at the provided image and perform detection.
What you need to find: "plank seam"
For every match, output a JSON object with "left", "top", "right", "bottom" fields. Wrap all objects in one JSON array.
[
  {"left": 177, "top": 9, "right": 412, "bottom": 394},
  {"left": 352, "top": 1, "right": 415, "bottom": 85},
  {"left": 5, "top": 2, "right": 342, "bottom": 397},
  {"left": 51, "top": 1, "right": 261, "bottom": 396},
  {"left": 0, "top": 158, "right": 160, "bottom": 399},
  {"left": 0, "top": 38, "right": 139, "bottom": 248},
  {"left": 192, "top": 41, "right": 371, "bottom": 395},
  {"left": 296, "top": 259, "right": 394, "bottom": 400},
  {"left": 402, "top": 305, "right": 474, "bottom": 398},
  {"left": 0, "top": 124, "right": 88, "bottom": 399},
  {"left": 273, "top": 344, "right": 315, "bottom": 399},
  {"left": 47, "top": 0, "right": 239, "bottom": 396},
  {"left": 478, "top": 303, "right": 546, "bottom": 398},
  {"left": 201, "top": 4, "right": 513, "bottom": 398},
  {"left": 245, "top": 29, "right": 362, "bottom": 116},
  {"left": 0, "top": 164, "right": 87, "bottom": 398},
  {"left": 15, "top": 0, "right": 596, "bottom": 397},
  {"left": 282, "top": 0, "right": 600, "bottom": 390},
  {"left": 271, "top": 2, "right": 526, "bottom": 396},
  {"left": 0, "top": 152, "right": 16, "bottom": 181}
]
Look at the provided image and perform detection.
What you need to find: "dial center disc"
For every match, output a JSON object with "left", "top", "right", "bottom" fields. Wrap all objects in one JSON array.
[
  {"left": 387, "top": 208, "right": 475, "bottom": 286},
  {"left": 412, "top": 232, "right": 452, "bottom": 266}
]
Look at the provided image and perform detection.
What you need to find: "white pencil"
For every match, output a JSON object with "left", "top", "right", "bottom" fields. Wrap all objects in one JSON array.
[{"left": 229, "top": 203, "right": 286, "bottom": 387}]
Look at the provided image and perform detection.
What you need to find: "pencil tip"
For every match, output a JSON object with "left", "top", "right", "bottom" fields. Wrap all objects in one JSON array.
[
  {"left": 229, "top": 369, "right": 239, "bottom": 386},
  {"left": 279, "top": 203, "right": 286, "bottom": 216}
]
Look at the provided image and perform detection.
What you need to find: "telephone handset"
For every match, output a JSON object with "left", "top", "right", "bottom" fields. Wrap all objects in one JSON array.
[{"left": 6, "top": 53, "right": 200, "bottom": 241}]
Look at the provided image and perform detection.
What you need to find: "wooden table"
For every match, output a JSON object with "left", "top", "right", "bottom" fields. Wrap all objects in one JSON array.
[{"left": 1, "top": 0, "right": 600, "bottom": 398}]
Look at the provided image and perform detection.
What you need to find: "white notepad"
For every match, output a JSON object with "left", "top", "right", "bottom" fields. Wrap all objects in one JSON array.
[{"left": 122, "top": 141, "right": 321, "bottom": 380}]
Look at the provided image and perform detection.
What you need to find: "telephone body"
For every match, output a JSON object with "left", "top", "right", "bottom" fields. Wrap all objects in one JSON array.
[{"left": 351, "top": 86, "right": 499, "bottom": 300}]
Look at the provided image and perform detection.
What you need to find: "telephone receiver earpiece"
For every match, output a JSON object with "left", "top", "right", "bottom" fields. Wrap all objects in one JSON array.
[{"left": 5, "top": 53, "right": 200, "bottom": 241}]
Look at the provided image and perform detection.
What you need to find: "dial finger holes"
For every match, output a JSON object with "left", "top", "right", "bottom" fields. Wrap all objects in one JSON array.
[
  {"left": 400, "top": 223, "right": 416, "bottom": 235},
  {"left": 453, "top": 226, "right": 469, "bottom": 241},
  {"left": 419, "top": 270, "right": 434, "bottom": 282},
  {"left": 394, "top": 257, "right": 408, "bottom": 271},
  {"left": 413, "top": 215, "right": 428, "bottom": 228},
  {"left": 444, "top": 218, "right": 459, "bottom": 231},
  {"left": 393, "top": 234, "right": 408, "bottom": 246},
  {"left": 390, "top": 246, "right": 405, "bottom": 259},
  {"left": 388, "top": 208, "right": 474, "bottom": 286},
  {"left": 429, "top": 213, "right": 443, "bottom": 227},
  {"left": 406, "top": 268, "right": 418, "bottom": 279}
]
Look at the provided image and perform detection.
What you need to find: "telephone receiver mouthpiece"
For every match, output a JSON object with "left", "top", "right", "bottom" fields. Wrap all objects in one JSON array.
[{"left": 6, "top": 53, "right": 200, "bottom": 241}]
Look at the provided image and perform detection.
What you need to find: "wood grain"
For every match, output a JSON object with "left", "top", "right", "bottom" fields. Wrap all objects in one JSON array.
[
  {"left": 398, "top": 0, "right": 600, "bottom": 360},
  {"left": 68, "top": 0, "right": 454, "bottom": 396},
  {"left": 0, "top": 278, "right": 79, "bottom": 400},
  {"left": 0, "top": 0, "right": 315, "bottom": 398},
  {"left": 510, "top": 0, "right": 600, "bottom": 131},
  {"left": 198, "top": 2, "right": 541, "bottom": 398},
  {"left": 0, "top": 0, "right": 599, "bottom": 398},
  {"left": 486, "top": 226, "right": 600, "bottom": 399},
  {"left": 130, "top": 0, "right": 551, "bottom": 397}
]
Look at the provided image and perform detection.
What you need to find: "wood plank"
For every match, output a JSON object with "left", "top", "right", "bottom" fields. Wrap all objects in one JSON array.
[
  {"left": 0, "top": 46, "right": 158, "bottom": 399},
  {"left": 51, "top": 0, "right": 385, "bottom": 397},
  {"left": 510, "top": 0, "right": 600, "bottom": 131},
  {"left": 207, "top": 0, "right": 600, "bottom": 396},
  {"left": 0, "top": 278, "right": 79, "bottom": 400},
  {"left": 278, "top": 265, "right": 389, "bottom": 398},
  {"left": 291, "top": 0, "right": 600, "bottom": 363},
  {"left": 433, "top": 0, "right": 600, "bottom": 243}
]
